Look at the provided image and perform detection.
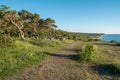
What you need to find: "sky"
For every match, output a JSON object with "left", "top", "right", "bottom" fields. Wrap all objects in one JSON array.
[{"left": 0, "top": 0, "right": 120, "bottom": 34}]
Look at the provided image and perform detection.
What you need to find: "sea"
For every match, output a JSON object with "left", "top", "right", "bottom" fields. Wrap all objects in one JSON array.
[{"left": 100, "top": 34, "right": 120, "bottom": 42}]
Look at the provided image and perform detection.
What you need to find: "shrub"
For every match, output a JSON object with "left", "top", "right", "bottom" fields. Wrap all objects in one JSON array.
[
  {"left": 110, "top": 40, "right": 117, "bottom": 43},
  {"left": 80, "top": 44, "right": 96, "bottom": 62},
  {"left": 88, "top": 39, "right": 94, "bottom": 42},
  {"left": 88, "top": 38, "right": 101, "bottom": 42},
  {"left": 116, "top": 42, "right": 120, "bottom": 46}
]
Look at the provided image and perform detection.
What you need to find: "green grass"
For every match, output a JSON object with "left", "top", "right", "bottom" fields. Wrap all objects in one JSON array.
[{"left": 0, "top": 39, "right": 66, "bottom": 78}]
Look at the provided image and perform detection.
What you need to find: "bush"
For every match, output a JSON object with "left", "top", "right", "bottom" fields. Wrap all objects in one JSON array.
[
  {"left": 88, "top": 38, "right": 101, "bottom": 42},
  {"left": 80, "top": 44, "right": 96, "bottom": 62},
  {"left": 110, "top": 40, "right": 117, "bottom": 43},
  {"left": 88, "top": 39, "right": 94, "bottom": 42},
  {"left": 116, "top": 42, "right": 120, "bottom": 46}
]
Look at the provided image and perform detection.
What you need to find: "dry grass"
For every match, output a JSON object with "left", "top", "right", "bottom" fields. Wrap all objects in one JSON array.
[{"left": 75, "top": 41, "right": 120, "bottom": 79}]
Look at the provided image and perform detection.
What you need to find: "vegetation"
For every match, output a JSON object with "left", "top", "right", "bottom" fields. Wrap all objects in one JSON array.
[
  {"left": 80, "top": 44, "right": 97, "bottom": 62},
  {"left": 92, "top": 42, "right": 120, "bottom": 79},
  {"left": 85, "top": 33, "right": 104, "bottom": 39},
  {"left": 0, "top": 5, "right": 93, "bottom": 78},
  {"left": 116, "top": 42, "right": 120, "bottom": 46},
  {"left": 73, "top": 41, "right": 120, "bottom": 79},
  {"left": 0, "top": 5, "right": 120, "bottom": 79},
  {"left": 110, "top": 40, "right": 117, "bottom": 43},
  {"left": 0, "top": 5, "right": 92, "bottom": 41},
  {"left": 0, "top": 39, "right": 66, "bottom": 78},
  {"left": 106, "top": 63, "right": 120, "bottom": 75}
]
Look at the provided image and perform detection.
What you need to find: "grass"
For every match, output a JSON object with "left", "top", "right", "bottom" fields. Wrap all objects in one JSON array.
[
  {"left": 92, "top": 41, "right": 120, "bottom": 79},
  {"left": 73, "top": 41, "right": 120, "bottom": 79},
  {"left": 0, "top": 38, "right": 66, "bottom": 78},
  {"left": 1, "top": 39, "right": 120, "bottom": 79},
  {"left": 106, "top": 63, "right": 120, "bottom": 76},
  {"left": 28, "top": 39, "right": 67, "bottom": 53}
]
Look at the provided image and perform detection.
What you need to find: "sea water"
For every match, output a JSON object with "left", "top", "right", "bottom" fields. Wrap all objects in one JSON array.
[{"left": 101, "top": 34, "right": 120, "bottom": 42}]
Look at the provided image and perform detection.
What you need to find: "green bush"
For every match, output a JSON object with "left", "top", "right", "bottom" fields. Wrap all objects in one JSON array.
[
  {"left": 80, "top": 44, "right": 96, "bottom": 62},
  {"left": 10, "top": 31, "right": 19, "bottom": 37}
]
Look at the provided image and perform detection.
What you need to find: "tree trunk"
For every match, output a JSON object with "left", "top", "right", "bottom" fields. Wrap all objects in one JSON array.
[
  {"left": 18, "top": 29, "right": 25, "bottom": 40},
  {"left": 10, "top": 19, "right": 25, "bottom": 40}
]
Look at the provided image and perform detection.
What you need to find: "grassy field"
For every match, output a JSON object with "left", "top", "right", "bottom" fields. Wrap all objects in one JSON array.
[
  {"left": 0, "top": 39, "right": 120, "bottom": 79},
  {"left": 0, "top": 38, "right": 67, "bottom": 78},
  {"left": 93, "top": 41, "right": 120, "bottom": 78},
  {"left": 75, "top": 41, "right": 120, "bottom": 79}
]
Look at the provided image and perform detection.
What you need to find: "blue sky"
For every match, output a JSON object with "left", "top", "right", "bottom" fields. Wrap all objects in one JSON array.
[{"left": 0, "top": 0, "right": 120, "bottom": 34}]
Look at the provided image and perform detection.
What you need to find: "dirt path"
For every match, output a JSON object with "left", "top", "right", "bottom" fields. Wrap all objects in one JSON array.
[{"left": 9, "top": 41, "right": 113, "bottom": 80}]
